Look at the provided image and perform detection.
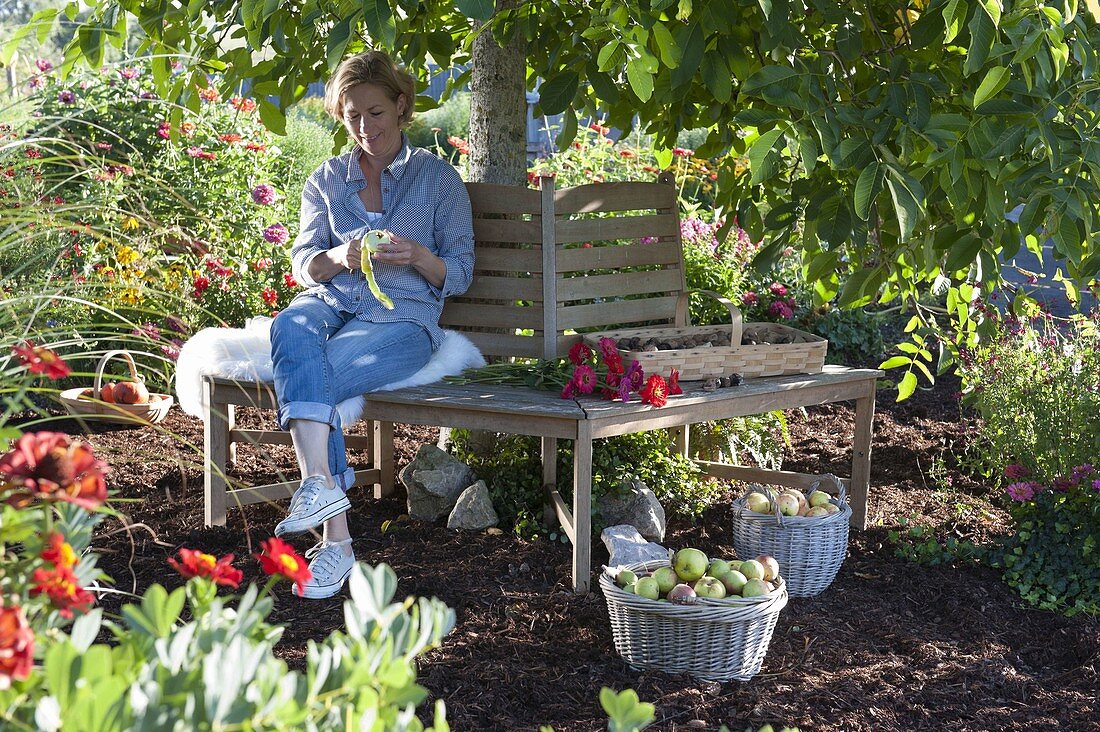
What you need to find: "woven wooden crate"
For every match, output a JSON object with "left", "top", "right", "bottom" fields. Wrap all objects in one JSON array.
[
  {"left": 583, "top": 292, "right": 827, "bottom": 380},
  {"left": 600, "top": 559, "right": 788, "bottom": 681},
  {"left": 731, "top": 475, "right": 850, "bottom": 598},
  {"left": 57, "top": 350, "right": 173, "bottom": 426}
]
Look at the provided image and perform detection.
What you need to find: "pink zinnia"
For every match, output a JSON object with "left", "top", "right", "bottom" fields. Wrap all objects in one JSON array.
[
  {"left": 571, "top": 365, "right": 596, "bottom": 394},
  {"left": 119, "top": 67, "right": 139, "bottom": 80},
  {"left": 252, "top": 184, "right": 276, "bottom": 206},
  {"left": 769, "top": 282, "right": 788, "bottom": 297},
  {"left": 36, "top": 58, "right": 53, "bottom": 72},
  {"left": 263, "top": 223, "right": 288, "bottom": 244},
  {"left": 1004, "top": 464, "right": 1030, "bottom": 480},
  {"left": 597, "top": 337, "right": 619, "bottom": 361},
  {"left": 1005, "top": 482, "right": 1037, "bottom": 502},
  {"left": 768, "top": 300, "right": 793, "bottom": 319},
  {"left": 156, "top": 122, "right": 171, "bottom": 139},
  {"left": 742, "top": 292, "right": 758, "bottom": 306}
]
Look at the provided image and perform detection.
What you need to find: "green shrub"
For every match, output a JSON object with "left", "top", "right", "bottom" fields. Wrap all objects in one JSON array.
[
  {"left": 960, "top": 311, "right": 1100, "bottom": 482},
  {"left": 993, "top": 468, "right": 1100, "bottom": 616},
  {"left": 958, "top": 310, "right": 1100, "bottom": 615},
  {"left": 1, "top": 61, "right": 321, "bottom": 390},
  {"left": 449, "top": 427, "right": 722, "bottom": 536},
  {"left": 803, "top": 306, "right": 886, "bottom": 366},
  {"left": 407, "top": 92, "right": 471, "bottom": 152}
]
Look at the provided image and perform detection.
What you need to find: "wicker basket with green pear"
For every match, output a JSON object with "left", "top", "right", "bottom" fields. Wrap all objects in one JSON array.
[
  {"left": 608, "top": 548, "right": 783, "bottom": 604},
  {"left": 745, "top": 485, "right": 841, "bottom": 518}
]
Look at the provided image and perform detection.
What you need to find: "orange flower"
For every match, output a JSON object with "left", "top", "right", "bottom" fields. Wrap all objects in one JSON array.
[
  {"left": 197, "top": 86, "right": 219, "bottom": 102},
  {"left": 256, "top": 537, "right": 311, "bottom": 593},
  {"left": 169, "top": 548, "right": 243, "bottom": 588},
  {"left": 11, "top": 341, "right": 70, "bottom": 379},
  {"left": 0, "top": 604, "right": 34, "bottom": 689},
  {"left": 31, "top": 565, "right": 94, "bottom": 618},
  {"left": 640, "top": 374, "right": 669, "bottom": 407},
  {"left": 0, "top": 432, "right": 108, "bottom": 510},
  {"left": 41, "top": 533, "right": 77, "bottom": 570},
  {"left": 229, "top": 96, "right": 257, "bottom": 113}
]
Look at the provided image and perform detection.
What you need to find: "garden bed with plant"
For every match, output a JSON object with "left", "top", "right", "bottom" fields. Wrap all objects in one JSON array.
[{"left": 21, "top": 367, "right": 1092, "bottom": 732}]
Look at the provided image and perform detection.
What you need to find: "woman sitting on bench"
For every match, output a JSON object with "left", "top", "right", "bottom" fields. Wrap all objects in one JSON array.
[{"left": 270, "top": 50, "right": 474, "bottom": 599}]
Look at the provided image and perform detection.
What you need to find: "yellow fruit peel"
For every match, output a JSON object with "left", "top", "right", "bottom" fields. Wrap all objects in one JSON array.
[{"left": 360, "top": 229, "right": 394, "bottom": 309}]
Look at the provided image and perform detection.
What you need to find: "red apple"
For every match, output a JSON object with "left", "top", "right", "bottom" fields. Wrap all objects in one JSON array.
[{"left": 113, "top": 380, "right": 150, "bottom": 405}]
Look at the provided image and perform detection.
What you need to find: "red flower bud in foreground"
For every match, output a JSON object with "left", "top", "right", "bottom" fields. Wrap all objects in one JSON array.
[
  {"left": 0, "top": 604, "right": 34, "bottom": 688},
  {"left": 255, "top": 537, "right": 311, "bottom": 593},
  {"left": 169, "top": 548, "right": 243, "bottom": 588},
  {"left": 0, "top": 432, "right": 107, "bottom": 510}
]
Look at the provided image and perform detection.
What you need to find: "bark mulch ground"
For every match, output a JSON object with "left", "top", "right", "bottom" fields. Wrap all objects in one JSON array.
[{"left": 31, "top": 374, "right": 1099, "bottom": 731}]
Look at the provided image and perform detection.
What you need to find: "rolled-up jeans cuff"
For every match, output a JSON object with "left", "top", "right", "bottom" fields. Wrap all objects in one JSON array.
[
  {"left": 277, "top": 400, "right": 339, "bottom": 431},
  {"left": 334, "top": 466, "right": 356, "bottom": 492}
]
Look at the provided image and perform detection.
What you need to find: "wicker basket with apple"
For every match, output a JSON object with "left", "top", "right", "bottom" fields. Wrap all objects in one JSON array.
[
  {"left": 599, "top": 549, "right": 789, "bottom": 681},
  {"left": 731, "top": 474, "right": 851, "bottom": 597},
  {"left": 57, "top": 350, "right": 173, "bottom": 425}
]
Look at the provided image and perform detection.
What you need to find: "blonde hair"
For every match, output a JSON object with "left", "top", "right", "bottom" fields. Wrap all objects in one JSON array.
[{"left": 324, "top": 50, "right": 416, "bottom": 127}]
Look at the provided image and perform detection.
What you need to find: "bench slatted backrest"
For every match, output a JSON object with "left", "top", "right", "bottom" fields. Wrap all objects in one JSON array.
[{"left": 440, "top": 174, "right": 684, "bottom": 361}]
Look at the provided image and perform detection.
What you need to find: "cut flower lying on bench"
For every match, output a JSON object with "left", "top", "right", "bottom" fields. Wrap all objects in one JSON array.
[{"left": 446, "top": 337, "right": 682, "bottom": 407}]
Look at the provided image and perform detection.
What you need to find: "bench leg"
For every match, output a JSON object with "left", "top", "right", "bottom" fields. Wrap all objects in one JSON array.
[
  {"left": 572, "top": 422, "right": 593, "bottom": 594},
  {"left": 541, "top": 436, "right": 559, "bottom": 529},
  {"left": 203, "top": 381, "right": 234, "bottom": 527},
  {"left": 850, "top": 380, "right": 876, "bottom": 530},
  {"left": 669, "top": 425, "right": 689, "bottom": 459},
  {"left": 372, "top": 420, "right": 395, "bottom": 499}
]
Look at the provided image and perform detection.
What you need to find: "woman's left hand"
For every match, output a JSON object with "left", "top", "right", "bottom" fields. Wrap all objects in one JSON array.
[{"left": 371, "top": 231, "right": 422, "bottom": 267}]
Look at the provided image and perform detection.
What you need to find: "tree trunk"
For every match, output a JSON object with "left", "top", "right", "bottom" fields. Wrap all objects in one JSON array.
[
  {"left": 467, "top": 0, "right": 527, "bottom": 186},
  {"left": 442, "top": 4, "right": 528, "bottom": 455}
]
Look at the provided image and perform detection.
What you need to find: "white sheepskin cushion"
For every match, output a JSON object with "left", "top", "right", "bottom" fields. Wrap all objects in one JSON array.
[{"left": 174, "top": 316, "right": 485, "bottom": 425}]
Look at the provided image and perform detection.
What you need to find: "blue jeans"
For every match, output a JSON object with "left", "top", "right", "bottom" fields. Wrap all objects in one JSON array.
[{"left": 270, "top": 294, "right": 433, "bottom": 491}]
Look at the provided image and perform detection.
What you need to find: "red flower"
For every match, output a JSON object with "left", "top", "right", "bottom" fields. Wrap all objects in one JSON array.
[
  {"left": 668, "top": 369, "right": 683, "bottom": 396},
  {"left": 283, "top": 272, "right": 298, "bottom": 289},
  {"left": 604, "top": 350, "right": 624, "bottom": 376},
  {"left": 619, "top": 149, "right": 636, "bottom": 158},
  {"left": 243, "top": 141, "right": 267, "bottom": 152},
  {"left": 560, "top": 381, "right": 577, "bottom": 399},
  {"left": 568, "top": 341, "right": 592, "bottom": 366},
  {"left": 571, "top": 364, "right": 597, "bottom": 394},
  {"left": 256, "top": 537, "right": 311, "bottom": 593},
  {"left": 41, "top": 533, "right": 77, "bottom": 570},
  {"left": 11, "top": 341, "right": 70, "bottom": 380},
  {"left": 640, "top": 374, "right": 669, "bottom": 407},
  {"left": 169, "top": 548, "right": 243, "bottom": 588},
  {"left": 219, "top": 133, "right": 242, "bottom": 143},
  {"left": 0, "top": 604, "right": 34, "bottom": 688},
  {"left": 31, "top": 564, "right": 94, "bottom": 618},
  {"left": 589, "top": 123, "right": 610, "bottom": 136},
  {"left": 229, "top": 96, "right": 257, "bottom": 113},
  {"left": 261, "top": 287, "right": 278, "bottom": 307},
  {"left": 156, "top": 122, "right": 171, "bottom": 139},
  {"left": 0, "top": 432, "right": 108, "bottom": 510}
]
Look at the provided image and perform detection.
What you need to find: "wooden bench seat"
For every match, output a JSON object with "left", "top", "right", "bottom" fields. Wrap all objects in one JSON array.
[{"left": 201, "top": 174, "right": 881, "bottom": 594}]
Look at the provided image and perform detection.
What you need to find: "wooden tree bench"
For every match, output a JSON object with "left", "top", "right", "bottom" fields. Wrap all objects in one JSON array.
[{"left": 201, "top": 174, "right": 881, "bottom": 594}]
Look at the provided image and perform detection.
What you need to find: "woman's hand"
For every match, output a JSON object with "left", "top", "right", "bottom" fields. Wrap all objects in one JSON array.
[
  {"left": 334, "top": 239, "right": 363, "bottom": 271},
  {"left": 371, "top": 231, "right": 422, "bottom": 267}
]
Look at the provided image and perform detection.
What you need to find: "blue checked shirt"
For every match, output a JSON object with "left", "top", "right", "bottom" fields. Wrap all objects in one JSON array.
[{"left": 290, "top": 137, "right": 475, "bottom": 350}]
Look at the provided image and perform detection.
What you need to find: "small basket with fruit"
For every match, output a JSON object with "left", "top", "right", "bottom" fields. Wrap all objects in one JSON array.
[
  {"left": 57, "top": 350, "right": 173, "bottom": 426},
  {"left": 599, "top": 548, "right": 789, "bottom": 682},
  {"left": 731, "top": 475, "right": 851, "bottom": 598},
  {"left": 583, "top": 290, "right": 827, "bottom": 381}
]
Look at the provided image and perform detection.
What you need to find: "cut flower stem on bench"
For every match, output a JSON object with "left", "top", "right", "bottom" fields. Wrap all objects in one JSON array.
[{"left": 445, "top": 337, "right": 682, "bottom": 406}]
